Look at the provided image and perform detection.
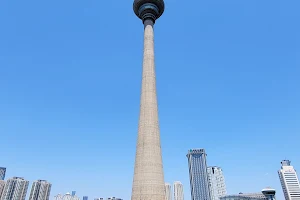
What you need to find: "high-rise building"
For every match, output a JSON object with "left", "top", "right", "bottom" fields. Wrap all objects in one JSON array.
[
  {"left": 0, "top": 177, "right": 29, "bottom": 200},
  {"left": 278, "top": 160, "right": 300, "bottom": 200},
  {"left": 28, "top": 180, "right": 51, "bottom": 200},
  {"left": 71, "top": 192, "right": 76, "bottom": 197},
  {"left": 207, "top": 166, "right": 227, "bottom": 200},
  {"left": 83, "top": 196, "right": 88, "bottom": 200},
  {"left": 0, "top": 180, "right": 6, "bottom": 198},
  {"left": 165, "top": 183, "right": 172, "bottom": 200},
  {"left": 173, "top": 181, "right": 184, "bottom": 200},
  {"left": 187, "top": 149, "right": 211, "bottom": 200},
  {"left": 131, "top": 0, "right": 166, "bottom": 200},
  {"left": 0, "top": 168, "right": 6, "bottom": 180}
]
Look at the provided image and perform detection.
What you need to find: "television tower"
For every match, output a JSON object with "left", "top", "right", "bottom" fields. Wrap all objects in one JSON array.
[{"left": 131, "top": 0, "right": 165, "bottom": 200}]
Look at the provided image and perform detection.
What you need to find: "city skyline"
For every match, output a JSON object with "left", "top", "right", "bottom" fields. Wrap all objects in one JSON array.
[
  {"left": 1, "top": 160, "right": 299, "bottom": 200},
  {"left": 0, "top": 0, "right": 299, "bottom": 200}
]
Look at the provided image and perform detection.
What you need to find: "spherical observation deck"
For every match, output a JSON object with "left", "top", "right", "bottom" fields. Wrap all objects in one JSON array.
[{"left": 133, "top": 0, "right": 165, "bottom": 22}]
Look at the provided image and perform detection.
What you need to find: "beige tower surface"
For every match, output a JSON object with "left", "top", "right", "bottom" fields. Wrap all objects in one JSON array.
[
  {"left": 131, "top": 1, "right": 166, "bottom": 200},
  {"left": 131, "top": 21, "right": 165, "bottom": 200}
]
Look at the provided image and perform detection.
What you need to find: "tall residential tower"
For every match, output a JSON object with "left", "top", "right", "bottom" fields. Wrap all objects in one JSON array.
[
  {"left": 278, "top": 160, "right": 300, "bottom": 200},
  {"left": 207, "top": 166, "right": 227, "bottom": 200},
  {"left": 165, "top": 183, "right": 172, "bottom": 200},
  {"left": 173, "top": 181, "right": 184, "bottom": 200},
  {"left": 29, "top": 180, "right": 52, "bottom": 200},
  {"left": 0, "top": 177, "right": 29, "bottom": 200},
  {"left": 0, "top": 180, "right": 5, "bottom": 198},
  {"left": 187, "top": 149, "right": 211, "bottom": 200},
  {"left": 131, "top": 0, "right": 166, "bottom": 200}
]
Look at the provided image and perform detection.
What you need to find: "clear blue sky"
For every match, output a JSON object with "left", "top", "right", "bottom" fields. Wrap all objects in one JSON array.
[{"left": 0, "top": 0, "right": 299, "bottom": 200}]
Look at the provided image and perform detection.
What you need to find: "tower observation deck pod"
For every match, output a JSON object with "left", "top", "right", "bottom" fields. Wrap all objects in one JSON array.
[
  {"left": 133, "top": 0, "right": 165, "bottom": 23},
  {"left": 261, "top": 188, "right": 276, "bottom": 200}
]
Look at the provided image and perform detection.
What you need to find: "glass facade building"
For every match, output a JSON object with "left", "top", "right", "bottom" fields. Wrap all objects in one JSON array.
[
  {"left": 0, "top": 168, "right": 6, "bottom": 180},
  {"left": 83, "top": 196, "right": 88, "bottom": 200},
  {"left": 187, "top": 149, "right": 211, "bottom": 200}
]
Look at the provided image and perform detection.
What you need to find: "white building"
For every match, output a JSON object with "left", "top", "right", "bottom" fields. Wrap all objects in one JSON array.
[
  {"left": 278, "top": 160, "right": 300, "bottom": 200},
  {"left": 165, "top": 183, "right": 172, "bottom": 200},
  {"left": 173, "top": 181, "right": 184, "bottom": 200},
  {"left": 54, "top": 193, "right": 80, "bottom": 200},
  {"left": 0, "top": 177, "right": 29, "bottom": 200},
  {"left": 207, "top": 166, "right": 227, "bottom": 200},
  {"left": 0, "top": 180, "right": 5, "bottom": 198},
  {"left": 29, "top": 180, "right": 52, "bottom": 200}
]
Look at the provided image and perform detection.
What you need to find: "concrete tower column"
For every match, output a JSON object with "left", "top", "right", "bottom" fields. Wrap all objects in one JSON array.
[{"left": 131, "top": 1, "right": 165, "bottom": 200}]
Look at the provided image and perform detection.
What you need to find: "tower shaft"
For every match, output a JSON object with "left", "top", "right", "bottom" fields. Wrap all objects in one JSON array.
[{"left": 131, "top": 19, "right": 165, "bottom": 200}]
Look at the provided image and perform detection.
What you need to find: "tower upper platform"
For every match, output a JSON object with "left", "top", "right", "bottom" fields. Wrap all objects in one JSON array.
[{"left": 133, "top": 0, "right": 165, "bottom": 22}]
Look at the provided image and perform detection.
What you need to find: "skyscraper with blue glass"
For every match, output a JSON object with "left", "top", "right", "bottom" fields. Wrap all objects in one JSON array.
[
  {"left": 186, "top": 149, "right": 211, "bottom": 200},
  {"left": 0, "top": 168, "right": 6, "bottom": 180}
]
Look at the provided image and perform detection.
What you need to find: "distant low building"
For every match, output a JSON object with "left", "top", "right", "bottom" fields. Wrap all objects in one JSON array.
[
  {"left": 106, "top": 197, "right": 122, "bottom": 200},
  {"left": 220, "top": 188, "right": 276, "bottom": 200},
  {"left": 54, "top": 193, "right": 80, "bottom": 200}
]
